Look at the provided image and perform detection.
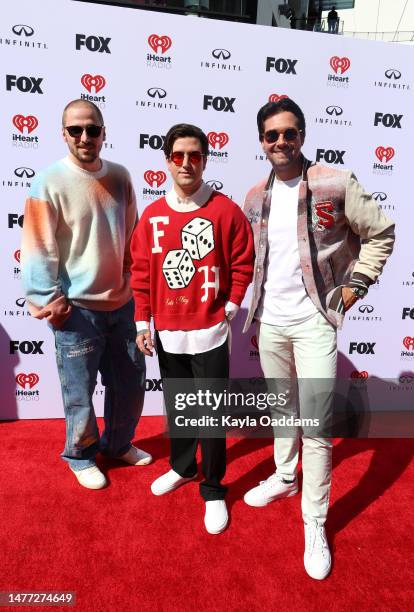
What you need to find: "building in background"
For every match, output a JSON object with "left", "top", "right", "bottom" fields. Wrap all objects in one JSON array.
[
  {"left": 329, "top": 0, "right": 414, "bottom": 44},
  {"left": 74, "top": 0, "right": 413, "bottom": 42}
]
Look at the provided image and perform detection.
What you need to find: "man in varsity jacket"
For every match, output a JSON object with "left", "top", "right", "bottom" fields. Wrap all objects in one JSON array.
[
  {"left": 242, "top": 98, "right": 394, "bottom": 579},
  {"left": 130, "top": 123, "right": 254, "bottom": 534},
  {"left": 21, "top": 100, "right": 151, "bottom": 490}
]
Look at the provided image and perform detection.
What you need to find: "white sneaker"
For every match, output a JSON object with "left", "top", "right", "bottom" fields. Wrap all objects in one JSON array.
[
  {"left": 304, "top": 520, "right": 332, "bottom": 580},
  {"left": 150, "top": 469, "right": 197, "bottom": 496},
  {"left": 243, "top": 473, "right": 298, "bottom": 507},
  {"left": 204, "top": 500, "right": 228, "bottom": 535},
  {"left": 119, "top": 445, "right": 152, "bottom": 466},
  {"left": 70, "top": 465, "right": 107, "bottom": 490}
]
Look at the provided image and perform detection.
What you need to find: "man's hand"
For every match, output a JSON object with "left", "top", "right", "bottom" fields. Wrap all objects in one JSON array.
[
  {"left": 225, "top": 301, "right": 239, "bottom": 322},
  {"left": 136, "top": 330, "right": 154, "bottom": 357},
  {"left": 341, "top": 287, "right": 359, "bottom": 312},
  {"left": 44, "top": 298, "right": 72, "bottom": 329}
]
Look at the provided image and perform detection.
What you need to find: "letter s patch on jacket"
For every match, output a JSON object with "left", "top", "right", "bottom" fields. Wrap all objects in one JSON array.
[{"left": 310, "top": 199, "right": 335, "bottom": 231}]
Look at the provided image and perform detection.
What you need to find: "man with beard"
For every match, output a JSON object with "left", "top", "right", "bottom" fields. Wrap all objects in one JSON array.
[
  {"left": 242, "top": 98, "right": 394, "bottom": 578},
  {"left": 21, "top": 99, "right": 150, "bottom": 489}
]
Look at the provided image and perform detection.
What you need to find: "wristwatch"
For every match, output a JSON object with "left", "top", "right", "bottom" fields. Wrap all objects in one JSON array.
[{"left": 350, "top": 286, "right": 367, "bottom": 299}]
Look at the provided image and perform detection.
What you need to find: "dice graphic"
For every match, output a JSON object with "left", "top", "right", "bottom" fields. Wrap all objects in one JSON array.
[
  {"left": 162, "top": 249, "right": 195, "bottom": 289},
  {"left": 181, "top": 217, "right": 214, "bottom": 261}
]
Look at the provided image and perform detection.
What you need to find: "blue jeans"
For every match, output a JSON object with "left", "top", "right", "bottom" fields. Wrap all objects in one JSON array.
[{"left": 53, "top": 299, "right": 146, "bottom": 470}]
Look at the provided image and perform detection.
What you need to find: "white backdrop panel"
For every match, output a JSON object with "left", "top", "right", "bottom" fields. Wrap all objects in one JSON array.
[{"left": 0, "top": 0, "right": 412, "bottom": 419}]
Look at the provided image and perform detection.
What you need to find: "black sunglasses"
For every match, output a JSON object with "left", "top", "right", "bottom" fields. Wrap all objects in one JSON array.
[
  {"left": 64, "top": 125, "right": 104, "bottom": 138},
  {"left": 263, "top": 128, "right": 302, "bottom": 144}
]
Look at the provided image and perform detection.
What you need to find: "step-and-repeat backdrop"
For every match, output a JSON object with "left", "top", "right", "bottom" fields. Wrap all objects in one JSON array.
[{"left": 1, "top": 0, "right": 412, "bottom": 419}]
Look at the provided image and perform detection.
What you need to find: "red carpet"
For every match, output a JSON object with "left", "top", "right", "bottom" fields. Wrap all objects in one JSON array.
[{"left": 0, "top": 418, "right": 413, "bottom": 611}]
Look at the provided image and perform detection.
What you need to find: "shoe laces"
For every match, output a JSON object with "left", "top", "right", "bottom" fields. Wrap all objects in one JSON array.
[
  {"left": 259, "top": 472, "right": 284, "bottom": 490},
  {"left": 305, "top": 521, "right": 328, "bottom": 557}
]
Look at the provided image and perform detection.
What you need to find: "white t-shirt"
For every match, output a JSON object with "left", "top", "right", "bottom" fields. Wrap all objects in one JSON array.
[{"left": 257, "top": 175, "right": 318, "bottom": 326}]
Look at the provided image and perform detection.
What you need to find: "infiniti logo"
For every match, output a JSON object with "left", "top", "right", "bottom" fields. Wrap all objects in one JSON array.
[
  {"left": 385, "top": 69, "right": 401, "bottom": 80},
  {"left": 212, "top": 48, "right": 231, "bottom": 60},
  {"left": 16, "top": 298, "right": 26, "bottom": 308},
  {"left": 399, "top": 375, "right": 414, "bottom": 384},
  {"left": 206, "top": 180, "right": 223, "bottom": 190},
  {"left": 147, "top": 87, "right": 167, "bottom": 99},
  {"left": 12, "top": 24, "right": 34, "bottom": 37},
  {"left": 371, "top": 191, "right": 387, "bottom": 202},
  {"left": 326, "top": 105, "right": 343, "bottom": 116},
  {"left": 14, "top": 167, "right": 35, "bottom": 179},
  {"left": 358, "top": 305, "right": 374, "bottom": 314}
]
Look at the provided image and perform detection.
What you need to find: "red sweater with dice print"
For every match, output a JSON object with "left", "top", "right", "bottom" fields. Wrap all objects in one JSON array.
[{"left": 130, "top": 192, "right": 254, "bottom": 330}]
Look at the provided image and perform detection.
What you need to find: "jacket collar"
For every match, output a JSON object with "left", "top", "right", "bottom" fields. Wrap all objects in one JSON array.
[{"left": 264, "top": 156, "right": 314, "bottom": 191}]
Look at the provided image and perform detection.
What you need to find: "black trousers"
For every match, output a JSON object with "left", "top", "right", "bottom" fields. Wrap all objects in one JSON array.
[{"left": 156, "top": 332, "right": 229, "bottom": 501}]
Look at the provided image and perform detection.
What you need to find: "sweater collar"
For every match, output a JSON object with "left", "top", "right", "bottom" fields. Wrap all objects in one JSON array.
[
  {"left": 62, "top": 156, "right": 108, "bottom": 179},
  {"left": 166, "top": 181, "right": 213, "bottom": 212}
]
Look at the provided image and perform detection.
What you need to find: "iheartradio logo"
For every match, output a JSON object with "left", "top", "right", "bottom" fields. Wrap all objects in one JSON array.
[
  {"left": 375, "top": 146, "right": 395, "bottom": 163},
  {"left": 14, "top": 249, "right": 21, "bottom": 263},
  {"left": 207, "top": 132, "right": 229, "bottom": 150},
  {"left": 330, "top": 56, "right": 351, "bottom": 75},
  {"left": 403, "top": 336, "right": 414, "bottom": 350},
  {"left": 148, "top": 34, "right": 172, "bottom": 54},
  {"left": 351, "top": 370, "right": 369, "bottom": 379},
  {"left": 81, "top": 74, "right": 106, "bottom": 93},
  {"left": 12, "top": 114, "right": 38, "bottom": 134},
  {"left": 16, "top": 372, "right": 39, "bottom": 389},
  {"left": 251, "top": 335, "right": 258, "bottom": 350},
  {"left": 144, "top": 170, "right": 166, "bottom": 188},
  {"left": 268, "top": 94, "right": 289, "bottom": 103}
]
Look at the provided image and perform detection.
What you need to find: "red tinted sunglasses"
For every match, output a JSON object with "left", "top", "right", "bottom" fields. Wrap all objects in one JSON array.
[{"left": 170, "top": 151, "right": 205, "bottom": 166}]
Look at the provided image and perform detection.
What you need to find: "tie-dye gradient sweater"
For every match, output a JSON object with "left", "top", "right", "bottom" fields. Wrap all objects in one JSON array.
[{"left": 21, "top": 157, "right": 137, "bottom": 321}]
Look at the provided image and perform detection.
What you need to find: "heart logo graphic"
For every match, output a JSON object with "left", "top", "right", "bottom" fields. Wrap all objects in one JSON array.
[
  {"left": 351, "top": 370, "right": 369, "bottom": 379},
  {"left": 144, "top": 170, "right": 167, "bottom": 188},
  {"left": 207, "top": 132, "right": 229, "bottom": 150},
  {"left": 16, "top": 372, "right": 39, "bottom": 389},
  {"left": 251, "top": 335, "right": 258, "bottom": 350},
  {"left": 81, "top": 74, "right": 106, "bottom": 94},
  {"left": 375, "top": 146, "right": 395, "bottom": 163},
  {"left": 268, "top": 94, "right": 289, "bottom": 103},
  {"left": 330, "top": 56, "right": 351, "bottom": 75},
  {"left": 13, "top": 114, "right": 38, "bottom": 134},
  {"left": 148, "top": 34, "right": 172, "bottom": 54},
  {"left": 14, "top": 249, "right": 21, "bottom": 263},
  {"left": 403, "top": 337, "right": 414, "bottom": 350}
]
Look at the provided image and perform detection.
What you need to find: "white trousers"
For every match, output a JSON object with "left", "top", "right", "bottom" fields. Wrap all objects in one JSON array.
[{"left": 258, "top": 312, "right": 337, "bottom": 523}]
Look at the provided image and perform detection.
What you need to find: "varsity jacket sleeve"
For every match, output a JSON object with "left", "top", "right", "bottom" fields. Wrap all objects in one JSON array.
[
  {"left": 345, "top": 173, "right": 395, "bottom": 282},
  {"left": 21, "top": 184, "right": 71, "bottom": 326},
  {"left": 123, "top": 172, "right": 139, "bottom": 275},
  {"left": 130, "top": 212, "right": 152, "bottom": 322},
  {"left": 228, "top": 206, "right": 255, "bottom": 306}
]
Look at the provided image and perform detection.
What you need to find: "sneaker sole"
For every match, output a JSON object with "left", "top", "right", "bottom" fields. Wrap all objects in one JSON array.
[
  {"left": 244, "top": 487, "right": 299, "bottom": 507},
  {"left": 205, "top": 518, "right": 228, "bottom": 535},
  {"left": 151, "top": 473, "right": 197, "bottom": 496},
  {"left": 70, "top": 469, "right": 107, "bottom": 490},
  {"left": 304, "top": 558, "right": 332, "bottom": 580},
  {"left": 133, "top": 455, "right": 153, "bottom": 466}
]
